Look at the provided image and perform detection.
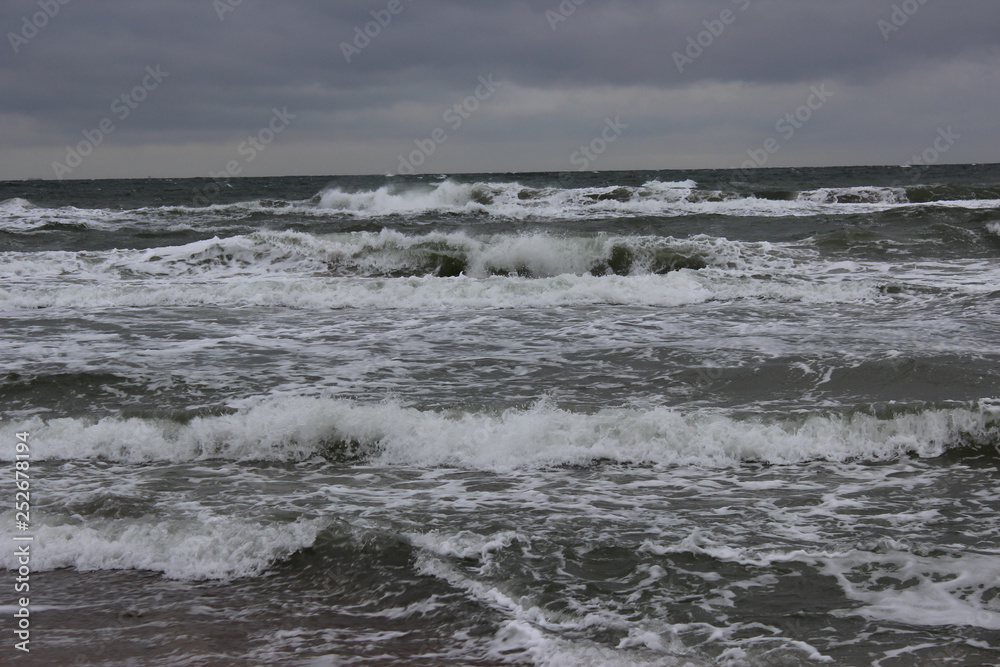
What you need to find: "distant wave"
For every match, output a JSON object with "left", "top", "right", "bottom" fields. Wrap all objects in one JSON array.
[
  {"left": 4, "top": 179, "right": 1000, "bottom": 231},
  {"left": 307, "top": 180, "right": 1000, "bottom": 219}
]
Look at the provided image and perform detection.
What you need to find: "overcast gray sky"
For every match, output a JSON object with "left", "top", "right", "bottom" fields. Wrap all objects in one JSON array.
[{"left": 2, "top": 0, "right": 998, "bottom": 180}]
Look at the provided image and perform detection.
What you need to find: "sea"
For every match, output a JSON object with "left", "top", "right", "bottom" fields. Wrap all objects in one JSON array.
[{"left": 1, "top": 165, "right": 999, "bottom": 666}]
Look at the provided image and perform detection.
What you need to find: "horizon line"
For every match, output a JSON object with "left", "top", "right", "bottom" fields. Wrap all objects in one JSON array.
[{"left": 3, "top": 161, "right": 997, "bottom": 184}]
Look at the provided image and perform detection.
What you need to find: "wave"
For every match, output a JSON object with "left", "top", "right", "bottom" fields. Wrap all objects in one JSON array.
[
  {"left": 798, "top": 184, "right": 1000, "bottom": 207},
  {"left": 310, "top": 180, "right": 1000, "bottom": 219},
  {"left": 0, "top": 181, "right": 719, "bottom": 225},
  {"left": 315, "top": 179, "right": 714, "bottom": 219},
  {"left": 640, "top": 536, "right": 1000, "bottom": 632},
  {"left": 0, "top": 230, "right": 890, "bottom": 311},
  {"left": 0, "top": 197, "right": 126, "bottom": 232},
  {"left": 142, "top": 230, "right": 741, "bottom": 278},
  {"left": 0, "top": 230, "right": 767, "bottom": 280},
  {"left": 0, "top": 271, "right": 882, "bottom": 311},
  {"left": 905, "top": 183, "right": 1000, "bottom": 203},
  {"left": 5, "top": 179, "right": 1000, "bottom": 231},
  {"left": 0, "top": 514, "right": 327, "bottom": 580},
  {"left": 797, "top": 187, "right": 907, "bottom": 205},
  {"left": 3, "top": 396, "right": 997, "bottom": 467},
  {"left": 0, "top": 197, "right": 38, "bottom": 228},
  {"left": 809, "top": 220, "right": 1000, "bottom": 256}
]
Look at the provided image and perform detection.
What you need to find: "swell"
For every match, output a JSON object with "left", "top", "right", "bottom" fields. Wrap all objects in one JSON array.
[
  {"left": 809, "top": 213, "right": 1000, "bottom": 257},
  {"left": 0, "top": 372, "right": 144, "bottom": 414}
]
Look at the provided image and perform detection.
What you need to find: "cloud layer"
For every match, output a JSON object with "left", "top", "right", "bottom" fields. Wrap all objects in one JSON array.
[{"left": 2, "top": 0, "right": 998, "bottom": 179}]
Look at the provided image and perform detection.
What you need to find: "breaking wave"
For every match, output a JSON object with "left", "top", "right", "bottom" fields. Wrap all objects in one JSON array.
[
  {"left": 3, "top": 396, "right": 997, "bottom": 467},
  {"left": 309, "top": 180, "right": 1000, "bottom": 219},
  {"left": 0, "top": 230, "right": 766, "bottom": 280},
  {"left": 4, "top": 178, "right": 1000, "bottom": 232},
  {"left": 797, "top": 187, "right": 907, "bottom": 205},
  {"left": 0, "top": 515, "right": 326, "bottom": 580},
  {"left": 0, "top": 229, "right": 892, "bottom": 311}
]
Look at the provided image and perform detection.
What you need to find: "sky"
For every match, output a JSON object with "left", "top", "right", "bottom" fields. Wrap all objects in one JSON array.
[{"left": 1, "top": 0, "right": 998, "bottom": 180}]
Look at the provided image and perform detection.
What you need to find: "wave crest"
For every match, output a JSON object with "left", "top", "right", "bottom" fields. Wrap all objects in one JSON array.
[
  {"left": 4, "top": 230, "right": 753, "bottom": 281},
  {"left": 4, "top": 397, "right": 997, "bottom": 467},
  {"left": 797, "top": 187, "right": 907, "bottom": 205},
  {"left": 5, "top": 179, "right": 1000, "bottom": 232}
]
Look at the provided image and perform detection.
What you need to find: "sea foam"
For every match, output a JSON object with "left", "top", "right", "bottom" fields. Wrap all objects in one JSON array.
[
  {"left": 3, "top": 397, "right": 996, "bottom": 468},
  {"left": 0, "top": 514, "right": 326, "bottom": 580}
]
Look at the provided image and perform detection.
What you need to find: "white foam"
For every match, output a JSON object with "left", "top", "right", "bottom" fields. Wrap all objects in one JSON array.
[
  {"left": 0, "top": 197, "right": 47, "bottom": 231},
  {"left": 407, "top": 530, "right": 524, "bottom": 561},
  {"left": 0, "top": 271, "right": 886, "bottom": 311},
  {"left": 0, "top": 226, "right": 891, "bottom": 311},
  {"left": 306, "top": 180, "right": 1000, "bottom": 220},
  {"left": 0, "top": 272, "right": 715, "bottom": 311},
  {"left": 0, "top": 514, "right": 325, "bottom": 580},
  {"left": 642, "top": 530, "right": 1000, "bottom": 633},
  {"left": 0, "top": 197, "right": 33, "bottom": 216},
  {"left": 416, "top": 549, "right": 711, "bottom": 666},
  {"left": 4, "top": 182, "right": 999, "bottom": 234},
  {"left": 136, "top": 232, "right": 332, "bottom": 277},
  {"left": 0, "top": 229, "right": 760, "bottom": 280},
  {"left": 798, "top": 187, "right": 907, "bottom": 205},
  {"left": 0, "top": 233, "right": 327, "bottom": 282},
  {"left": 315, "top": 179, "right": 710, "bottom": 220},
  {"left": 2, "top": 397, "right": 996, "bottom": 467},
  {"left": 485, "top": 618, "right": 710, "bottom": 666},
  {"left": 5, "top": 224, "right": 990, "bottom": 314},
  {"left": 318, "top": 180, "right": 489, "bottom": 216},
  {"left": 820, "top": 550, "right": 1000, "bottom": 630},
  {"left": 0, "top": 197, "right": 127, "bottom": 231}
]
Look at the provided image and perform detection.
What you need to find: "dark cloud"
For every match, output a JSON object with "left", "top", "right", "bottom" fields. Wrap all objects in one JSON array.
[{"left": 1, "top": 0, "right": 998, "bottom": 178}]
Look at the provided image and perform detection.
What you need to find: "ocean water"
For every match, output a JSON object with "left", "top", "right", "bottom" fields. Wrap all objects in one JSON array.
[{"left": 1, "top": 165, "right": 999, "bottom": 666}]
